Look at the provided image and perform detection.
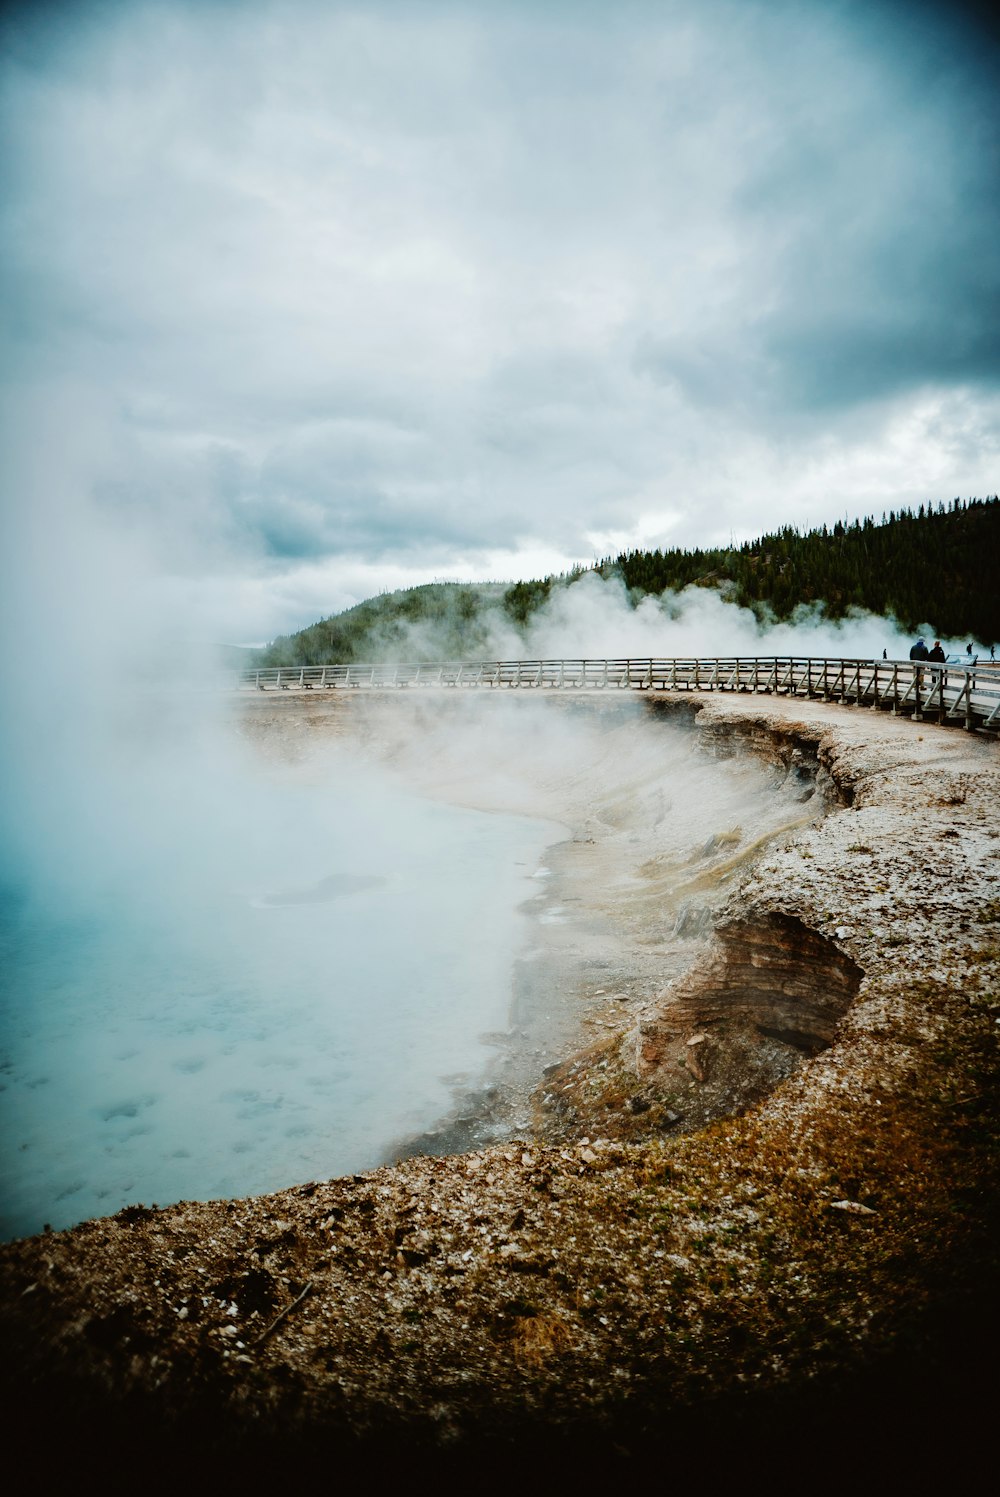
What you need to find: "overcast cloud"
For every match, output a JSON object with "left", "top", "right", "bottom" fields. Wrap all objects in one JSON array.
[{"left": 1, "top": 0, "right": 997, "bottom": 642}]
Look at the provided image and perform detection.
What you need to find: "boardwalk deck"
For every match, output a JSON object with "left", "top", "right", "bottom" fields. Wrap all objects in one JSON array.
[{"left": 235, "top": 656, "right": 1000, "bottom": 733}]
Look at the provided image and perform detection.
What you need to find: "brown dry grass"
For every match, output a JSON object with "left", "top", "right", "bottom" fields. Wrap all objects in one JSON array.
[{"left": 509, "top": 1308, "right": 577, "bottom": 1366}]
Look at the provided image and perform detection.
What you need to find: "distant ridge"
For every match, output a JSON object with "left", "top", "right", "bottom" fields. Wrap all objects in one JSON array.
[{"left": 256, "top": 497, "right": 999, "bottom": 667}]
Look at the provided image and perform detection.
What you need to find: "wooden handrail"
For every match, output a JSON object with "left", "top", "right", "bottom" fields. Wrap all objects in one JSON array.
[{"left": 235, "top": 656, "right": 1000, "bottom": 731}]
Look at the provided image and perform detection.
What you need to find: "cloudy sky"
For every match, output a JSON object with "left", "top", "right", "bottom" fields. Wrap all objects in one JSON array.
[{"left": 1, "top": 0, "right": 998, "bottom": 643}]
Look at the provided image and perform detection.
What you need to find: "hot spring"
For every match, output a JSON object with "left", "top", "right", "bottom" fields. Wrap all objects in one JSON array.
[{"left": 0, "top": 692, "right": 816, "bottom": 1240}]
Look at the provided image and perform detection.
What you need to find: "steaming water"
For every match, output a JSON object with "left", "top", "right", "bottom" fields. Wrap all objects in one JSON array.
[
  {"left": 0, "top": 684, "right": 821, "bottom": 1243},
  {"left": 0, "top": 772, "right": 561, "bottom": 1241}
]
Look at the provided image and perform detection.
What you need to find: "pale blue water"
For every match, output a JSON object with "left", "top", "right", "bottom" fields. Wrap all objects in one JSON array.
[{"left": 0, "top": 764, "right": 558, "bottom": 1241}]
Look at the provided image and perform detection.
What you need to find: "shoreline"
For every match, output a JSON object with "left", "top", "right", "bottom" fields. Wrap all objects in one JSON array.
[
  {"left": 2, "top": 690, "right": 998, "bottom": 1470},
  {"left": 376, "top": 692, "right": 824, "bottom": 1160}
]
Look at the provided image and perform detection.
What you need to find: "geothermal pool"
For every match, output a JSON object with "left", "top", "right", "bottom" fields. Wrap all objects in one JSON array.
[
  {"left": 0, "top": 750, "right": 560, "bottom": 1240},
  {"left": 0, "top": 694, "right": 814, "bottom": 1242}
]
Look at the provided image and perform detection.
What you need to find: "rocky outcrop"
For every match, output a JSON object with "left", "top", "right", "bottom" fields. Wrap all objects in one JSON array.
[
  {"left": 661, "top": 911, "right": 863, "bottom": 1051},
  {"left": 530, "top": 915, "right": 862, "bottom": 1146}
]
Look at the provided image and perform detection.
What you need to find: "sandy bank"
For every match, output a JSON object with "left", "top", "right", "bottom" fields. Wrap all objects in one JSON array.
[{"left": 2, "top": 691, "right": 997, "bottom": 1475}]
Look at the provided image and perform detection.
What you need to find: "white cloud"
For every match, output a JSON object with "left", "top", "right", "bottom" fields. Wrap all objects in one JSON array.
[{"left": 0, "top": 0, "right": 996, "bottom": 640}]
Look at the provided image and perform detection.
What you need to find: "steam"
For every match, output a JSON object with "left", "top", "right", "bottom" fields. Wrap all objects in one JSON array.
[
  {"left": 1, "top": 551, "right": 822, "bottom": 1240},
  {"left": 0, "top": 576, "right": 568, "bottom": 1240},
  {"left": 285, "top": 569, "right": 983, "bottom": 670},
  {"left": 517, "top": 572, "right": 979, "bottom": 662}
]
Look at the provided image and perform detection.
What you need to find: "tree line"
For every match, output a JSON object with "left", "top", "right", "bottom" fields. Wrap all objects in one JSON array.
[
  {"left": 597, "top": 496, "right": 998, "bottom": 641},
  {"left": 255, "top": 497, "right": 998, "bottom": 666}
]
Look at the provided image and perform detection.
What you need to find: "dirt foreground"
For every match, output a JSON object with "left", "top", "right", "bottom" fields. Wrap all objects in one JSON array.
[{"left": 2, "top": 691, "right": 998, "bottom": 1478}]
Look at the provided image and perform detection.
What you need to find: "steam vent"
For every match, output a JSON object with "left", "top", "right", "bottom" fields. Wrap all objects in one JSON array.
[{"left": 2, "top": 690, "right": 998, "bottom": 1479}]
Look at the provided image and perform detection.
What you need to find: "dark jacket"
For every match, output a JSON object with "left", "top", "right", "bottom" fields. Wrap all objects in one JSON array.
[{"left": 909, "top": 640, "right": 929, "bottom": 661}]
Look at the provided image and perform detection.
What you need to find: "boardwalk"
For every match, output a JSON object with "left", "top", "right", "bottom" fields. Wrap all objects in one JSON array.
[{"left": 236, "top": 655, "right": 1000, "bottom": 732}]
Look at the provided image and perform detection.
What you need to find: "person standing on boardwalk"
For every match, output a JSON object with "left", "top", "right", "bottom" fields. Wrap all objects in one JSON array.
[
  {"left": 909, "top": 637, "right": 928, "bottom": 693},
  {"left": 927, "top": 639, "right": 946, "bottom": 690}
]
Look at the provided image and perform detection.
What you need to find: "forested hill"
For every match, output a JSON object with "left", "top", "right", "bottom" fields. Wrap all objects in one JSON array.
[
  {"left": 256, "top": 497, "right": 998, "bottom": 666},
  {"left": 600, "top": 496, "right": 999, "bottom": 639},
  {"left": 256, "top": 582, "right": 511, "bottom": 668}
]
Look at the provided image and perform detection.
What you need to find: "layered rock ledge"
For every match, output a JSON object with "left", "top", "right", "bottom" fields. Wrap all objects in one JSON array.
[{"left": 2, "top": 693, "right": 997, "bottom": 1476}]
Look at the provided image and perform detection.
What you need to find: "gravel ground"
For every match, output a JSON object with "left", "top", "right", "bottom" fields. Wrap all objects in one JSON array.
[{"left": 2, "top": 690, "right": 997, "bottom": 1480}]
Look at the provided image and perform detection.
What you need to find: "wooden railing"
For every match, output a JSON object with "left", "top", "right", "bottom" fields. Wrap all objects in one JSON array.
[{"left": 235, "top": 656, "right": 1000, "bottom": 731}]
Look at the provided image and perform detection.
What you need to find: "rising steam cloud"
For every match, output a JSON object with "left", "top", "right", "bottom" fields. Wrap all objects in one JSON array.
[
  {"left": 517, "top": 572, "right": 978, "bottom": 662},
  {"left": 315, "top": 570, "right": 982, "bottom": 671}
]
